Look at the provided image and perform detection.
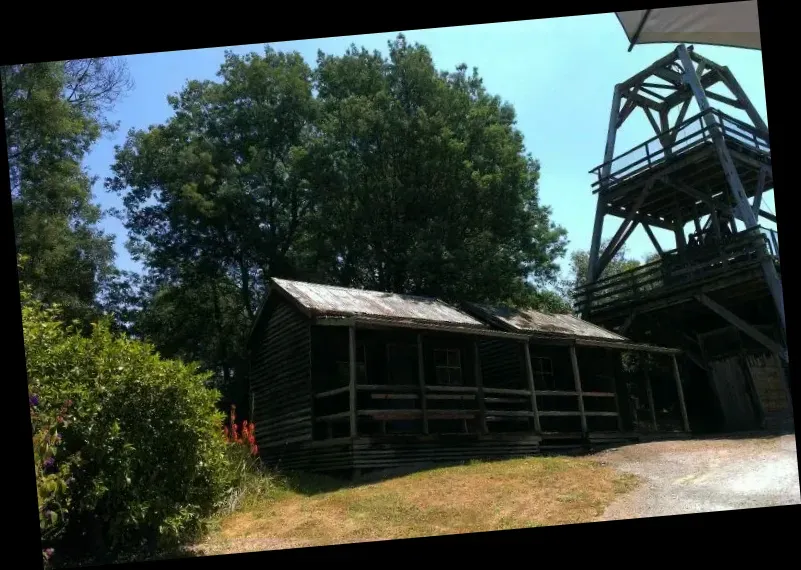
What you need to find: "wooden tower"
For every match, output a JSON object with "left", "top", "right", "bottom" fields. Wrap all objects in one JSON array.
[{"left": 574, "top": 44, "right": 790, "bottom": 431}]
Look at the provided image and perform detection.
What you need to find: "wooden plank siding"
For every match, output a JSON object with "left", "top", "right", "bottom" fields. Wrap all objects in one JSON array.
[{"left": 250, "top": 297, "right": 313, "bottom": 450}]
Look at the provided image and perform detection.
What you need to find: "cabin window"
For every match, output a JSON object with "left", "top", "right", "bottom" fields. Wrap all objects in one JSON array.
[
  {"left": 434, "top": 348, "right": 463, "bottom": 386},
  {"left": 336, "top": 345, "right": 368, "bottom": 385},
  {"left": 531, "top": 356, "right": 554, "bottom": 390},
  {"left": 387, "top": 343, "right": 418, "bottom": 385}
]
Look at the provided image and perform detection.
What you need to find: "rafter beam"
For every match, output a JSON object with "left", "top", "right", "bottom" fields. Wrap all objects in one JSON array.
[
  {"left": 616, "top": 98, "right": 638, "bottom": 129},
  {"left": 758, "top": 209, "right": 777, "bottom": 224},
  {"left": 619, "top": 310, "right": 638, "bottom": 335},
  {"left": 641, "top": 81, "right": 678, "bottom": 91},
  {"left": 719, "top": 67, "right": 769, "bottom": 132},
  {"left": 596, "top": 189, "right": 646, "bottom": 280},
  {"left": 598, "top": 219, "right": 639, "bottom": 279},
  {"left": 753, "top": 167, "right": 767, "bottom": 214},
  {"left": 705, "top": 90, "right": 744, "bottom": 109},
  {"left": 663, "top": 68, "right": 722, "bottom": 110},
  {"left": 642, "top": 223, "right": 664, "bottom": 256},
  {"left": 620, "top": 49, "right": 684, "bottom": 91},
  {"left": 652, "top": 67, "right": 683, "bottom": 85},
  {"left": 640, "top": 86, "right": 667, "bottom": 101},
  {"left": 660, "top": 178, "right": 717, "bottom": 209},
  {"left": 643, "top": 107, "right": 662, "bottom": 139},
  {"left": 695, "top": 294, "right": 786, "bottom": 362},
  {"left": 623, "top": 90, "right": 662, "bottom": 111},
  {"left": 607, "top": 206, "right": 672, "bottom": 231},
  {"left": 728, "top": 149, "right": 773, "bottom": 173}
]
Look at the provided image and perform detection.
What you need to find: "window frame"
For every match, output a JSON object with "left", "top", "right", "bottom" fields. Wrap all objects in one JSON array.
[{"left": 434, "top": 348, "right": 463, "bottom": 386}]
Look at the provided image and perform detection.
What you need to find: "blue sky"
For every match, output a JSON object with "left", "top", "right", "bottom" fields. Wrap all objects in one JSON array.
[{"left": 86, "top": 12, "right": 772, "bottom": 279}]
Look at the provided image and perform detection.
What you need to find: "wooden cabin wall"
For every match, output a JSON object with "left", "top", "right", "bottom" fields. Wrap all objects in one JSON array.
[
  {"left": 575, "top": 347, "right": 622, "bottom": 433},
  {"left": 527, "top": 344, "right": 581, "bottom": 433},
  {"left": 478, "top": 339, "right": 526, "bottom": 390},
  {"left": 250, "top": 296, "right": 313, "bottom": 449}
]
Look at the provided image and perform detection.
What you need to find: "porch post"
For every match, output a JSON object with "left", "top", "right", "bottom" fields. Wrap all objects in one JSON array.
[
  {"left": 642, "top": 353, "right": 658, "bottom": 431},
  {"left": 417, "top": 333, "right": 429, "bottom": 435},
  {"left": 523, "top": 341, "right": 542, "bottom": 433},
  {"left": 570, "top": 344, "right": 588, "bottom": 436},
  {"left": 473, "top": 341, "right": 488, "bottom": 434},
  {"left": 670, "top": 354, "right": 690, "bottom": 432},
  {"left": 349, "top": 325, "right": 358, "bottom": 437}
]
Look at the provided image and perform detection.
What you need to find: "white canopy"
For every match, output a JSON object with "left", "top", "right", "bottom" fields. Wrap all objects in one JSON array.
[{"left": 616, "top": 2, "right": 761, "bottom": 51}]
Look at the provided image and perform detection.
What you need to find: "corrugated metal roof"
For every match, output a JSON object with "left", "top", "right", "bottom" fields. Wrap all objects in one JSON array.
[
  {"left": 271, "top": 278, "right": 488, "bottom": 328},
  {"left": 466, "top": 303, "right": 629, "bottom": 342}
]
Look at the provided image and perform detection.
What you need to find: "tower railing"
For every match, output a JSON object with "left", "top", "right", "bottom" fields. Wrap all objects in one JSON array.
[
  {"left": 574, "top": 226, "right": 777, "bottom": 316},
  {"left": 590, "top": 108, "right": 770, "bottom": 194}
]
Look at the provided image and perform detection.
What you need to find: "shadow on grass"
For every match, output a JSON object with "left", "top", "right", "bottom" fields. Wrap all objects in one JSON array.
[{"left": 270, "top": 428, "right": 795, "bottom": 495}]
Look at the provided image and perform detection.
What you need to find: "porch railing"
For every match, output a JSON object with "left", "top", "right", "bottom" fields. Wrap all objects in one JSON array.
[
  {"left": 590, "top": 108, "right": 770, "bottom": 194},
  {"left": 573, "top": 226, "right": 776, "bottom": 316}
]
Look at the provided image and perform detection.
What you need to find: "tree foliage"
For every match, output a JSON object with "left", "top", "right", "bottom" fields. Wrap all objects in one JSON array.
[
  {"left": 3, "top": 58, "right": 132, "bottom": 325},
  {"left": 22, "top": 284, "right": 231, "bottom": 564},
  {"left": 107, "top": 36, "right": 569, "bottom": 392},
  {"left": 299, "top": 37, "right": 567, "bottom": 304}
]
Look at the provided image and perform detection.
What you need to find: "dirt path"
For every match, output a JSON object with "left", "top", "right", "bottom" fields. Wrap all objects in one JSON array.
[{"left": 595, "top": 434, "right": 801, "bottom": 520}]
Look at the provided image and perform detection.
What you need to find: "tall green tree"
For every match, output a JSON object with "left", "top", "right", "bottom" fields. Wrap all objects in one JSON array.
[
  {"left": 3, "top": 59, "right": 132, "bottom": 325},
  {"left": 107, "top": 47, "right": 318, "bottom": 397},
  {"left": 298, "top": 35, "right": 567, "bottom": 306}
]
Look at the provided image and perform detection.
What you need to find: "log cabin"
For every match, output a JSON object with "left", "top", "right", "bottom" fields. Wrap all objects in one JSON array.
[{"left": 246, "top": 278, "right": 689, "bottom": 476}]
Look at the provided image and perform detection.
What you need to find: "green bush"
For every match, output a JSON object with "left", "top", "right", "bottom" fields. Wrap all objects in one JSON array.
[{"left": 22, "top": 287, "right": 233, "bottom": 563}]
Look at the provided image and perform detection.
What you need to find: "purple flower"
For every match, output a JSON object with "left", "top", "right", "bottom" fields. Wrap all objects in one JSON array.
[
  {"left": 43, "top": 547, "right": 54, "bottom": 559},
  {"left": 29, "top": 394, "right": 39, "bottom": 407},
  {"left": 43, "top": 457, "right": 55, "bottom": 471},
  {"left": 55, "top": 433, "right": 62, "bottom": 443}
]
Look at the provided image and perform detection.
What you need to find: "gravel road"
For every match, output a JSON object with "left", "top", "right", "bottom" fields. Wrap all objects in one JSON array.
[{"left": 595, "top": 434, "right": 800, "bottom": 520}]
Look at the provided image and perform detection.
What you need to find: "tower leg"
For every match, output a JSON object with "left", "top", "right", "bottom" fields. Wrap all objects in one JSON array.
[{"left": 677, "top": 44, "right": 786, "bottom": 342}]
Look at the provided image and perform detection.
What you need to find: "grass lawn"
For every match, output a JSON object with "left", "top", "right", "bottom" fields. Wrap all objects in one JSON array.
[{"left": 192, "top": 455, "right": 640, "bottom": 555}]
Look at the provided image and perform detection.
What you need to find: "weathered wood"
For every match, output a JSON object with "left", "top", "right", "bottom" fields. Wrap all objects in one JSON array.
[
  {"left": 597, "top": 180, "right": 653, "bottom": 277},
  {"left": 642, "top": 223, "right": 664, "bottom": 256},
  {"left": 670, "top": 355, "right": 690, "bottom": 432},
  {"left": 643, "top": 107, "right": 663, "bottom": 139},
  {"left": 251, "top": 299, "right": 313, "bottom": 448},
  {"left": 349, "top": 325, "right": 357, "bottom": 437},
  {"left": 485, "top": 411, "right": 536, "bottom": 418},
  {"left": 695, "top": 293, "right": 786, "bottom": 360},
  {"left": 758, "top": 210, "right": 776, "bottom": 224},
  {"left": 417, "top": 333, "right": 428, "bottom": 435},
  {"left": 719, "top": 67, "right": 769, "bottom": 132},
  {"left": 483, "top": 387, "right": 532, "bottom": 396},
  {"left": 569, "top": 345, "right": 588, "bottom": 436},
  {"left": 643, "top": 359, "right": 658, "bottom": 431},
  {"left": 537, "top": 390, "right": 616, "bottom": 397},
  {"left": 315, "top": 386, "right": 350, "bottom": 399},
  {"left": 677, "top": 44, "right": 785, "bottom": 337},
  {"left": 426, "top": 385, "right": 479, "bottom": 393},
  {"left": 316, "top": 315, "right": 529, "bottom": 341},
  {"left": 358, "top": 384, "right": 419, "bottom": 392},
  {"left": 619, "top": 310, "right": 638, "bottom": 336},
  {"left": 539, "top": 411, "right": 582, "bottom": 417},
  {"left": 370, "top": 393, "right": 419, "bottom": 400},
  {"left": 522, "top": 343, "right": 542, "bottom": 433},
  {"left": 473, "top": 341, "right": 488, "bottom": 434},
  {"left": 316, "top": 412, "right": 353, "bottom": 422},
  {"left": 752, "top": 167, "right": 767, "bottom": 215},
  {"left": 486, "top": 397, "right": 528, "bottom": 404},
  {"left": 428, "top": 394, "right": 475, "bottom": 401}
]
